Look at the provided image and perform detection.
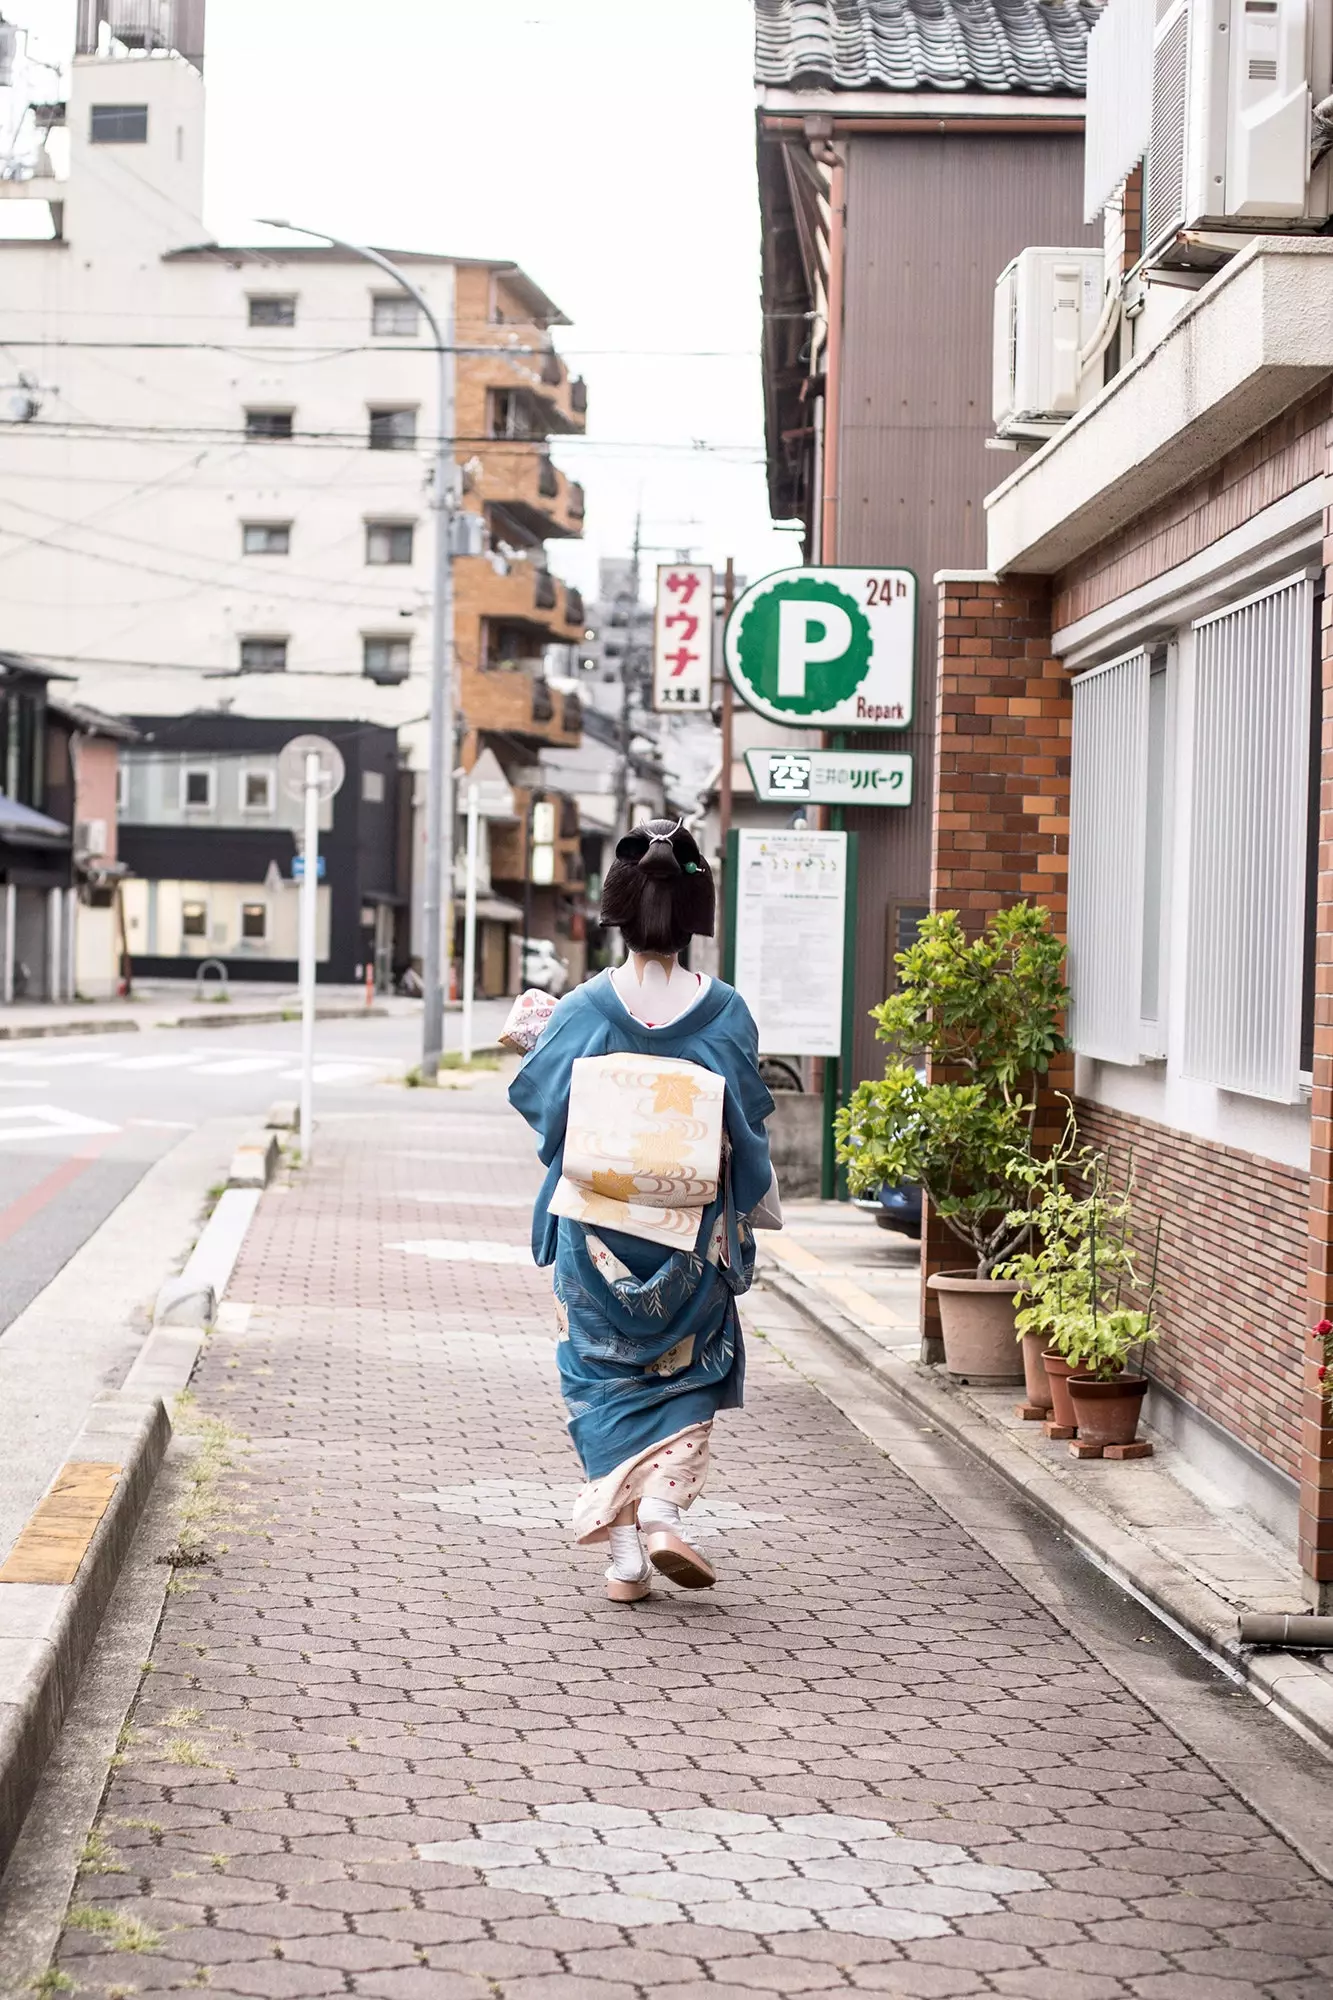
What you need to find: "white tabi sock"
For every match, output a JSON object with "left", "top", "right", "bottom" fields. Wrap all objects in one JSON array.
[
  {"left": 606, "top": 1523, "right": 648, "bottom": 1581},
  {"left": 638, "top": 1497, "right": 682, "bottom": 1530}
]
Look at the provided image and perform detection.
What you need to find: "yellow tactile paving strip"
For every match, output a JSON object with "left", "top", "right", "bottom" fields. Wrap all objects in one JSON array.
[{"left": 0, "top": 1462, "right": 121, "bottom": 1585}]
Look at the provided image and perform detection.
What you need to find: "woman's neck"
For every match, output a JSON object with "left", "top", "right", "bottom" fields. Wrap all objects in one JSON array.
[{"left": 611, "top": 952, "right": 701, "bottom": 1026}]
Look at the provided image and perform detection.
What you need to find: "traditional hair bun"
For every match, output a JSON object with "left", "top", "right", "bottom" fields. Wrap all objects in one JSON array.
[{"left": 600, "top": 817, "right": 715, "bottom": 952}]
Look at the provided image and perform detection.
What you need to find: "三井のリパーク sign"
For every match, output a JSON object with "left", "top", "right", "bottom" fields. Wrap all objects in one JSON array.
[
  {"left": 724, "top": 567, "right": 915, "bottom": 729},
  {"left": 652, "top": 563, "right": 713, "bottom": 712},
  {"left": 745, "top": 747, "right": 913, "bottom": 807}
]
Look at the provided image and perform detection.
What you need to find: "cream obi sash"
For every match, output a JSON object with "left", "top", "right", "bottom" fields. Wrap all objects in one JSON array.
[{"left": 547, "top": 1052, "right": 725, "bottom": 1249}]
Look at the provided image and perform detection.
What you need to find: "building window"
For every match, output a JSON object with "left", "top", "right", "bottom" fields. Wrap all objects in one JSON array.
[
  {"left": 1184, "top": 575, "right": 1315, "bottom": 1102},
  {"left": 181, "top": 767, "right": 214, "bottom": 811},
  {"left": 244, "top": 409, "right": 294, "bottom": 441},
  {"left": 362, "top": 769, "right": 386, "bottom": 804},
  {"left": 248, "top": 295, "right": 296, "bottom": 328},
  {"left": 239, "top": 638, "right": 288, "bottom": 674},
  {"left": 114, "top": 762, "right": 127, "bottom": 812},
  {"left": 241, "top": 902, "right": 268, "bottom": 941},
  {"left": 240, "top": 768, "right": 274, "bottom": 813},
  {"left": 372, "top": 293, "right": 419, "bottom": 336},
  {"left": 242, "top": 522, "right": 291, "bottom": 555},
  {"left": 90, "top": 103, "right": 147, "bottom": 143},
  {"left": 181, "top": 901, "right": 208, "bottom": 938},
  {"left": 363, "top": 636, "right": 411, "bottom": 683},
  {"left": 368, "top": 406, "right": 417, "bottom": 451},
  {"left": 366, "top": 522, "right": 414, "bottom": 565}
]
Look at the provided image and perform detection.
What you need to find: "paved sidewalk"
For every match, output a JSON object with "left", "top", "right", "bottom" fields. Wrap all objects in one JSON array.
[{"left": 51, "top": 1079, "right": 1333, "bottom": 1999}]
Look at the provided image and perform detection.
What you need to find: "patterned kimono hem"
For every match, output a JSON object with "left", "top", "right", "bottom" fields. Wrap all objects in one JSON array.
[{"left": 571, "top": 1422, "right": 712, "bottom": 1545}]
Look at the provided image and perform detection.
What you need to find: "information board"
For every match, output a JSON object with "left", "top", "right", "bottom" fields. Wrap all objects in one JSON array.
[{"left": 731, "top": 829, "right": 848, "bottom": 1057}]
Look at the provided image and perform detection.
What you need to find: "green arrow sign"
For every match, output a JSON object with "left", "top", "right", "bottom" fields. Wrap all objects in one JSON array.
[{"left": 724, "top": 566, "right": 916, "bottom": 729}]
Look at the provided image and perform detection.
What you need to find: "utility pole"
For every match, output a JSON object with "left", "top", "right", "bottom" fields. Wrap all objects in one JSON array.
[
  {"left": 258, "top": 218, "right": 457, "bottom": 1081},
  {"left": 716, "top": 556, "right": 736, "bottom": 961},
  {"left": 612, "top": 511, "right": 643, "bottom": 838}
]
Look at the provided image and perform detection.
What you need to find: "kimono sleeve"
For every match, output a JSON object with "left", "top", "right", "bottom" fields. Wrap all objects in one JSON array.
[
  {"left": 718, "top": 993, "right": 776, "bottom": 1218},
  {"left": 506, "top": 987, "right": 589, "bottom": 1167}
]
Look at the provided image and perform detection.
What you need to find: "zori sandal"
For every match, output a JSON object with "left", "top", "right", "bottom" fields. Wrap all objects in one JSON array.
[{"left": 644, "top": 1529, "right": 716, "bottom": 1589}]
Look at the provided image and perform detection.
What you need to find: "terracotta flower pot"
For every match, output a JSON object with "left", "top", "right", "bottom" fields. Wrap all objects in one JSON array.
[
  {"left": 1067, "top": 1374, "right": 1149, "bottom": 1450},
  {"left": 1042, "top": 1350, "right": 1084, "bottom": 1431},
  {"left": 1021, "top": 1332, "right": 1054, "bottom": 1413},
  {"left": 927, "top": 1273, "right": 1024, "bottom": 1385}
]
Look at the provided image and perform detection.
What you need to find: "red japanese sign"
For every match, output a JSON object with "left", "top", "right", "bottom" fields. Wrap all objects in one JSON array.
[{"left": 652, "top": 563, "right": 713, "bottom": 714}]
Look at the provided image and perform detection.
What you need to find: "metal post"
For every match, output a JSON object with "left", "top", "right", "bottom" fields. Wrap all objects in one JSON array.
[
  {"left": 716, "top": 556, "right": 736, "bottom": 963},
  {"left": 298, "top": 750, "right": 320, "bottom": 1164},
  {"left": 2, "top": 882, "right": 14, "bottom": 1004},
  {"left": 46, "top": 886, "right": 60, "bottom": 1002},
  {"left": 256, "top": 218, "right": 456, "bottom": 1081},
  {"left": 461, "top": 781, "right": 480, "bottom": 1064},
  {"left": 64, "top": 885, "right": 77, "bottom": 1000},
  {"left": 521, "top": 790, "right": 537, "bottom": 983}
]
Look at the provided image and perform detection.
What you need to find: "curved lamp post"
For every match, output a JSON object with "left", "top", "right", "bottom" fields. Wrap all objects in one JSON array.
[{"left": 257, "top": 217, "right": 457, "bottom": 1080}]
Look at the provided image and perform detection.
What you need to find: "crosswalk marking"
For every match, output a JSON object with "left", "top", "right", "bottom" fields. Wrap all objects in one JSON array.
[
  {"left": 190, "top": 1055, "right": 290, "bottom": 1076},
  {"left": 0, "top": 1104, "right": 119, "bottom": 1144},
  {"left": 0, "top": 1047, "right": 113, "bottom": 1068},
  {"left": 111, "top": 1052, "right": 203, "bottom": 1072}
]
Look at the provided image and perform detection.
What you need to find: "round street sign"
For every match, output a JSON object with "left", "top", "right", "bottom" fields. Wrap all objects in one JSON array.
[
  {"left": 278, "top": 733, "right": 346, "bottom": 802},
  {"left": 724, "top": 566, "right": 916, "bottom": 729}
]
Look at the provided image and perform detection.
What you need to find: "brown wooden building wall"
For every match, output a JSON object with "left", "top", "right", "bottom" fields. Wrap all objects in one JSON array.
[{"left": 833, "top": 130, "right": 1094, "bottom": 1082}]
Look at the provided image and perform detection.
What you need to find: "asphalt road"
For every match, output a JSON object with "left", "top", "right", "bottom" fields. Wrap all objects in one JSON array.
[{"left": 0, "top": 1004, "right": 508, "bottom": 1336}]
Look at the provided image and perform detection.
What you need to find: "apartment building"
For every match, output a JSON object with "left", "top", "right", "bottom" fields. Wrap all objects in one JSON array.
[
  {"left": 928, "top": 0, "right": 1333, "bottom": 1606},
  {"left": 0, "top": 1, "right": 589, "bottom": 989}
]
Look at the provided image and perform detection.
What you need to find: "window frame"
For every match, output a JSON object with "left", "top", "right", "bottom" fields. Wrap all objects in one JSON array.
[
  {"left": 240, "top": 901, "right": 269, "bottom": 943},
  {"left": 241, "top": 522, "right": 291, "bottom": 556},
  {"left": 362, "top": 635, "right": 412, "bottom": 684},
  {"left": 240, "top": 767, "right": 275, "bottom": 814},
  {"left": 243, "top": 408, "right": 295, "bottom": 442},
  {"left": 371, "top": 293, "right": 420, "bottom": 337},
  {"left": 89, "top": 103, "right": 148, "bottom": 144},
  {"left": 180, "top": 767, "right": 215, "bottom": 813},
  {"left": 181, "top": 900, "right": 208, "bottom": 940},
  {"left": 367, "top": 406, "right": 418, "bottom": 451},
  {"left": 365, "top": 521, "right": 415, "bottom": 567},
  {"left": 247, "top": 295, "right": 297, "bottom": 329},
  {"left": 238, "top": 637, "right": 289, "bottom": 675}
]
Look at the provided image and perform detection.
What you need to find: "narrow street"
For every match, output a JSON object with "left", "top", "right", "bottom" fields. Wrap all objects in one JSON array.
[{"left": 35, "top": 1071, "right": 1333, "bottom": 2000}]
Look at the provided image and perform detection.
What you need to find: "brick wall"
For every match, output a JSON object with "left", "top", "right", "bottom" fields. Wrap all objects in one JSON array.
[
  {"left": 1074, "top": 1100, "right": 1308, "bottom": 1482},
  {"left": 1054, "top": 383, "right": 1330, "bottom": 631},
  {"left": 922, "top": 574, "right": 1074, "bottom": 1355}
]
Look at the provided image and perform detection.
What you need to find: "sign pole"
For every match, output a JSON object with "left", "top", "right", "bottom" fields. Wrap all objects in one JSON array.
[
  {"left": 717, "top": 557, "right": 735, "bottom": 964},
  {"left": 461, "top": 782, "right": 480, "bottom": 1065},
  {"left": 298, "top": 748, "right": 320, "bottom": 1165}
]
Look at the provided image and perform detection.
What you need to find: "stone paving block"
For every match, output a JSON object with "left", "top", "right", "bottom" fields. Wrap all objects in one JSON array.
[{"left": 43, "top": 1084, "right": 1333, "bottom": 1999}]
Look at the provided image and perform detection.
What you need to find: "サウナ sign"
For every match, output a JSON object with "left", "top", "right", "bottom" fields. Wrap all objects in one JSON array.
[
  {"left": 724, "top": 567, "right": 915, "bottom": 729},
  {"left": 652, "top": 563, "right": 713, "bottom": 713}
]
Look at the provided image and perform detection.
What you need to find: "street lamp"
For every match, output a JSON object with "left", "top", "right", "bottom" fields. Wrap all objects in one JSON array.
[{"left": 257, "top": 217, "right": 457, "bottom": 1080}]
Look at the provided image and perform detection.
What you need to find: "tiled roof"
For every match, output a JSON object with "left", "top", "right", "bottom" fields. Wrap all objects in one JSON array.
[{"left": 754, "top": 0, "right": 1101, "bottom": 97}]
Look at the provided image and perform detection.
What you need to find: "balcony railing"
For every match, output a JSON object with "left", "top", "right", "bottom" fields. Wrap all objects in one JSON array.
[
  {"left": 534, "top": 570, "right": 557, "bottom": 611},
  {"left": 561, "top": 690, "right": 582, "bottom": 733},
  {"left": 537, "top": 456, "right": 559, "bottom": 499},
  {"left": 565, "top": 586, "right": 585, "bottom": 628},
  {"left": 532, "top": 678, "right": 554, "bottom": 722}
]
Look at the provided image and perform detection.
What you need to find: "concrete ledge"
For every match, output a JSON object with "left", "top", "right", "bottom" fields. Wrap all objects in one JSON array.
[
  {"left": 0, "top": 1018, "right": 139, "bottom": 1042},
  {"left": 758, "top": 1260, "right": 1333, "bottom": 1756},
  {"left": 265, "top": 1099, "right": 298, "bottom": 1131},
  {"left": 227, "top": 1131, "right": 280, "bottom": 1189},
  {"left": 985, "top": 238, "right": 1333, "bottom": 575},
  {"left": 0, "top": 1392, "right": 170, "bottom": 1872},
  {"left": 165, "top": 1003, "right": 384, "bottom": 1032}
]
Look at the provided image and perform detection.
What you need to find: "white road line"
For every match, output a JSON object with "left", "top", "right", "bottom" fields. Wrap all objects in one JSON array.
[
  {"left": 189, "top": 1056, "right": 289, "bottom": 1076},
  {"left": 279, "top": 1061, "right": 380, "bottom": 1083},
  {"left": 0, "top": 1104, "right": 119, "bottom": 1143},
  {"left": 0, "top": 1048, "right": 116, "bottom": 1068},
  {"left": 112, "top": 1051, "right": 203, "bottom": 1071},
  {"left": 389, "top": 1238, "right": 533, "bottom": 1265}
]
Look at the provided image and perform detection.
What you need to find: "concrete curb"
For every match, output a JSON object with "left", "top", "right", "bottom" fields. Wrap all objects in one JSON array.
[
  {"left": 153, "top": 1186, "right": 262, "bottom": 1328},
  {"left": 0, "top": 1002, "right": 384, "bottom": 1043},
  {"left": 0, "top": 1157, "right": 267, "bottom": 1876},
  {"left": 757, "top": 1260, "right": 1333, "bottom": 1756},
  {"left": 228, "top": 1131, "right": 281, "bottom": 1189}
]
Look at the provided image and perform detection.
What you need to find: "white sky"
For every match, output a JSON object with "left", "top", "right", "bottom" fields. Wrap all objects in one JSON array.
[{"left": 10, "top": 0, "right": 799, "bottom": 602}]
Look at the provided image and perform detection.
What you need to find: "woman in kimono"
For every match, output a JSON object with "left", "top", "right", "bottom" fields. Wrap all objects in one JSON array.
[{"left": 509, "top": 818, "right": 775, "bottom": 1603}]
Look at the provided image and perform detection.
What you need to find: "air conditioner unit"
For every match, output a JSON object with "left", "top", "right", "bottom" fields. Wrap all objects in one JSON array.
[
  {"left": 991, "top": 248, "right": 1106, "bottom": 440},
  {"left": 75, "top": 818, "right": 108, "bottom": 856},
  {"left": 1142, "top": 0, "right": 1332, "bottom": 262}
]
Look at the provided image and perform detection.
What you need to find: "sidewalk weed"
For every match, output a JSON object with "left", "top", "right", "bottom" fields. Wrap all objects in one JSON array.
[
  {"left": 66, "top": 1908, "right": 161, "bottom": 1953},
  {"left": 163, "top": 1738, "right": 223, "bottom": 1769},
  {"left": 28, "top": 1968, "right": 74, "bottom": 1995},
  {"left": 78, "top": 1827, "right": 125, "bottom": 1874}
]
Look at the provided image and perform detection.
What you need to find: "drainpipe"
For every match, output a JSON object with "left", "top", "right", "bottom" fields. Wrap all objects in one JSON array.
[{"left": 807, "top": 118, "right": 846, "bottom": 566}]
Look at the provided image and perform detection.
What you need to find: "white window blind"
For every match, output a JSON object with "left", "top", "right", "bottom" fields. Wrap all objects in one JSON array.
[
  {"left": 1069, "top": 648, "right": 1151, "bottom": 1063},
  {"left": 1183, "top": 574, "right": 1313, "bottom": 1102}
]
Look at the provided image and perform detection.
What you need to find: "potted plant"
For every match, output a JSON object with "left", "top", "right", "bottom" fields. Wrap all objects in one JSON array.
[
  {"left": 836, "top": 904, "right": 1068, "bottom": 1384},
  {"left": 1000, "top": 1135, "right": 1161, "bottom": 1452}
]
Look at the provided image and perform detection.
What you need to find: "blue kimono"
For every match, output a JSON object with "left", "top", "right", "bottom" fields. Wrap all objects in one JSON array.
[{"left": 508, "top": 972, "right": 774, "bottom": 1482}]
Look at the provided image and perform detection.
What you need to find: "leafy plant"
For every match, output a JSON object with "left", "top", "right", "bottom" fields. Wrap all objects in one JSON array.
[
  {"left": 997, "top": 1117, "right": 1161, "bottom": 1379},
  {"left": 836, "top": 905, "right": 1068, "bottom": 1275}
]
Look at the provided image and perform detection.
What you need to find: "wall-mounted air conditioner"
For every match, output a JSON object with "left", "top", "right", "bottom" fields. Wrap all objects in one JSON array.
[
  {"left": 1139, "top": 0, "right": 1332, "bottom": 260},
  {"left": 991, "top": 248, "right": 1107, "bottom": 441}
]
